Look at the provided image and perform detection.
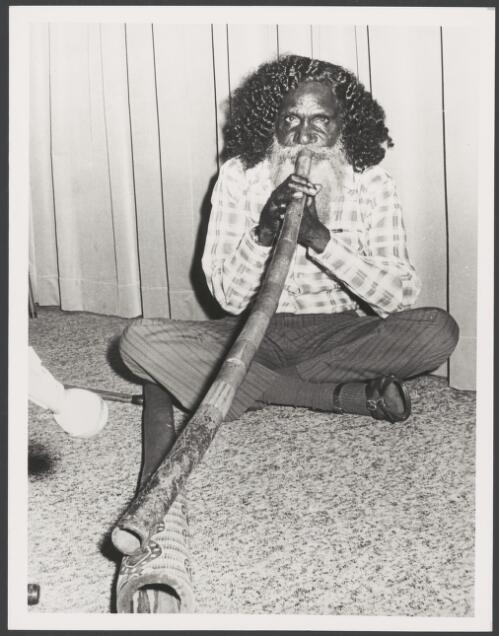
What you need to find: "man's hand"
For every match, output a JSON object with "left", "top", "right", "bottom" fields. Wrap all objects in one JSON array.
[
  {"left": 256, "top": 175, "right": 321, "bottom": 247},
  {"left": 298, "top": 195, "right": 331, "bottom": 253},
  {"left": 256, "top": 175, "right": 330, "bottom": 253}
]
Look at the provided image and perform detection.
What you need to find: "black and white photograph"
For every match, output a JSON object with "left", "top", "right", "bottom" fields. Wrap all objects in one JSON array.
[{"left": 9, "top": 4, "right": 494, "bottom": 630}]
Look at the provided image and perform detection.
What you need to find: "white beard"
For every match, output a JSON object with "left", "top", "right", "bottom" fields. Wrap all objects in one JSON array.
[{"left": 267, "top": 140, "right": 348, "bottom": 221}]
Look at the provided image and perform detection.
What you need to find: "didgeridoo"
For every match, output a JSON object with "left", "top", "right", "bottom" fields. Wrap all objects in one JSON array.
[{"left": 112, "top": 148, "right": 314, "bottom": 556}]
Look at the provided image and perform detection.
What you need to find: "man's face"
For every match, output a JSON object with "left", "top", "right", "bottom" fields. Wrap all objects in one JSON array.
[{"left": 275, "top": 81, "right": 343, "bottom": 149}]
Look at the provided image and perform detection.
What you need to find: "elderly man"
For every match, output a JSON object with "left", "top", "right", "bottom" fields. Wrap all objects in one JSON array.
[{"left": 120, "top": 55, "right": 459, "bottom": 485}]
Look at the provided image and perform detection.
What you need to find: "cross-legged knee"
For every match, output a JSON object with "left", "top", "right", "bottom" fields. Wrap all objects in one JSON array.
[
  {"left": 118, "top": 318, "right": 152, "bottom": 373},
  {"left": 385, "top": 307, "right": 460, "bottom": 376},
  {"left": 119, "top": 319, "right": 140, "bottom": 357},
  {"left": 440, "top": 309, "right": 459, "bottom": 348},
  {"left": 411, "top": 307, "right": 460, "bottom": 370},
  {"left": 419, "top": 307, "right": 459, "bottom": 356}
]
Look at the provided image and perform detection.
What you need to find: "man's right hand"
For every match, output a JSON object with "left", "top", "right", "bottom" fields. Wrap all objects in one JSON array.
[{"left": 256, "top": 174, "right": 321, "bottom": 246}]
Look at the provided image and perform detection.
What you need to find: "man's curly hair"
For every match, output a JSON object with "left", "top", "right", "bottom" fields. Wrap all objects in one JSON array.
[{"left": 222, "top": 55, "right": 393, "bottom": 172}]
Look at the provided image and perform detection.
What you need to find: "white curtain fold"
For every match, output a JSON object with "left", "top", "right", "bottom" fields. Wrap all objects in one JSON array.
[{"left": 29, "top": 22, "right": 479, "bottom": 389}]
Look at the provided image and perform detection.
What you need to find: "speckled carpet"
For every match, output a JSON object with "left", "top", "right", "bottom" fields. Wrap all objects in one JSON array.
[{"left": 28, "top": 307, "right": 475, "bottom": 615}]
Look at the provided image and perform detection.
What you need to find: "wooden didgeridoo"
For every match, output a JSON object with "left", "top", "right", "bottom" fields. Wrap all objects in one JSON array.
[{"left": 112, "top": 148, "right": 313, "bottom": 556}]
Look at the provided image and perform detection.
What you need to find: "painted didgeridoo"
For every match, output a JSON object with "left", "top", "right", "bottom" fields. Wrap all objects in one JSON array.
[{"left": 111, "top": 148, "right": 314, "bottom": 557}]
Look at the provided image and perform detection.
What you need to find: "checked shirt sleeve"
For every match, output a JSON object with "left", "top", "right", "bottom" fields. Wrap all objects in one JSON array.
[
  {"left": 202, "top": 159, "right": 272, "bottom": 315},
  {"left": 309, "top": 168, "right": 421, "bottom": 317}
]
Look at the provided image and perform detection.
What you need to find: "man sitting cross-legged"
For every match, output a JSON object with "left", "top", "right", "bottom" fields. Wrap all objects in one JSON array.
[{"left": 119, "top": 55, "right": 459, "bottom": 485}]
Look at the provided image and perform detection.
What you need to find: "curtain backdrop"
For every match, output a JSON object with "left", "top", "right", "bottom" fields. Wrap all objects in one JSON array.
[{"left": 29, "top": 23, "right": 479, "bottom": 390}]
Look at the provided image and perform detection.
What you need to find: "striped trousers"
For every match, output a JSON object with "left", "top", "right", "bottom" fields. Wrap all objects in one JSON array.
[{"left": 119, "top": 307, "right": 459, "bottom": 421}]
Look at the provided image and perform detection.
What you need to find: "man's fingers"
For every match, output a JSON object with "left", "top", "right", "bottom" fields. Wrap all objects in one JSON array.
[
  {"left": 271, "top": 180, "right": 320, "bottom": 211},
  {"left": 288, "top": 182, "right": 320, "bottom": 196},
  {"left": 289, "top": 175, "right": 311, "bottom": 186},
  {"left": 269, "top": 199, "right": 289, "bottom": 213},
  {"left": 289, "top": 175, "right": 322, "bottom": 191},
  {"left": 305, "top": 194, "right": 316, "bottom": 210}
]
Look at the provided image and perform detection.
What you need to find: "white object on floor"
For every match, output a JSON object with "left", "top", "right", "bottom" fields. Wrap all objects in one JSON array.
[
  {"left": 53, "top": 388, "right": 108, "bottom": 438},
  {"left": 29, "top": 347, "right": 108, "bottom": 438}
]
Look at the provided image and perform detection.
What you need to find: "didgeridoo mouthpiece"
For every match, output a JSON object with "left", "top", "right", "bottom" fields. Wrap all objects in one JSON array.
[{"left": 294, "top": 147, "right": 313, "bottom": 177}]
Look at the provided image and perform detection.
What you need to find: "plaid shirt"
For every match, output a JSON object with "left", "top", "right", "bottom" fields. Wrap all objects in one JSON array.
[{"left": 202, "top": 157, "right": 421, "bottom": 318}]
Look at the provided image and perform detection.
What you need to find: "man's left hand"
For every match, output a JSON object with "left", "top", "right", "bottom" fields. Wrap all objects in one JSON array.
[{"left": 298, "top": 193, "right": 331, "bottom": 253}]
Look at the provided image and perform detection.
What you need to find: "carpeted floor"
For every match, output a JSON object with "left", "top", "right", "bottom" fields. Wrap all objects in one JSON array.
[{"left": 28, "top": 307, "right": 475, "bottom": 615}]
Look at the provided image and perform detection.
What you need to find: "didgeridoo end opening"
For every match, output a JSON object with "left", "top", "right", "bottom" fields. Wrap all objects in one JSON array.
[
  {"left": 128, "top": 584, "right": 181, "bottom": 614},
  {"left": 112, "top": 525, "right": 143, "bottom": 556}
]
